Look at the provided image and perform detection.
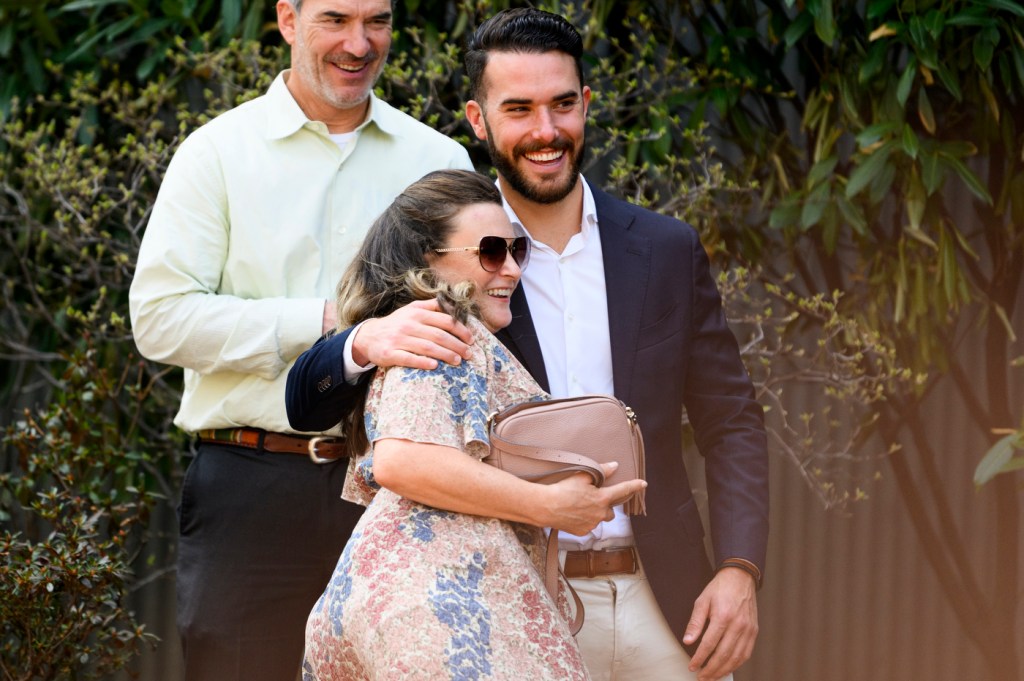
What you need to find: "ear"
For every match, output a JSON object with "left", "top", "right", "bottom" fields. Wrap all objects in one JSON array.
[
  {"left": 277, "top": 0, "right": 298, "bottom": 46},
  {"left": 582, "top": 85, "right": 592, "bottom": 118},
  {"left": 465, "top": 100, "right": 488, "bottom": 141}
]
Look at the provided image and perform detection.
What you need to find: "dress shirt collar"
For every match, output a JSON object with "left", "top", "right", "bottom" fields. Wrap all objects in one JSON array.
[
  {"left": 265, "top": 70, "right": 403, "bottom": 140},
  {"left": 579, "top": 177, "right": 600, "bottom": 242},
  {"left": 500, "top": 176, "right": 599, "bottom": 244}
]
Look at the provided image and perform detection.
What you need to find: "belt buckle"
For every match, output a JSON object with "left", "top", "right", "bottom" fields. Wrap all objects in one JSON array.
[{"left": 308, "top": 436, "right": 341, "bottom": 464}]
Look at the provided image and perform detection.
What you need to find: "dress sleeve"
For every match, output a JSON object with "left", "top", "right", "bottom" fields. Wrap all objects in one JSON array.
[
  {"left": 366, "top": 335, "right": 493, "bottom": 461},
  {"left": 342, "top": 319, "right": 546, "bottom": 506}
]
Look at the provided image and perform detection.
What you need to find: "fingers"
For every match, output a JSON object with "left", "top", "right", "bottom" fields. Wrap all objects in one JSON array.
[
  {"left": 688, "top": 572, "right": 760, "bottom": 680},
  {"left": 684, "top": 596, "right": 711, "bottom": 656},
  {"left": 375, "top": 350, "right": 442, "bottom": 372},
  {"left": 542, "top": 472, "right": 646, "bottom": 535},
  {"left": 691, "top": 620, "right": 727, "bottom": 681},
  {"left": 406, "top": 299, "right": 474, "bottom": 345},
  {"left": 601, "top": 479, "right": 647, "bottom": 508},
  {"left": 696, "top": 625, "right": 755, "bottom": 681},
  {"left": 322, "top": 301, "right": 339, "bottom": 335},
  {"left": 354, "top": 301, "right": 473, "bottom": 369},
  {"left": 545, "top": 475, "right": 616, "bottom": 535}
]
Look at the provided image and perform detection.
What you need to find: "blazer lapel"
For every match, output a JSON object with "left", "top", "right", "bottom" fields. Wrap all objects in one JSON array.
[
  {"left": 496, "top": 286, "right": 550, "bottom": 393},
  {"left": 593, "top": 187, "right": 650, "bottom": 405}
]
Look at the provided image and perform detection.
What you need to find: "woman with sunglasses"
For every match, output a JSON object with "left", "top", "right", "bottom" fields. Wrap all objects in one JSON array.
[{"left": 300, "top": 170, "right": 642, "bottom": 681}]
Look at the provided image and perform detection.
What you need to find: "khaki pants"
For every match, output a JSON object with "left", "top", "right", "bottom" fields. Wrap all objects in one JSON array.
[{"left": 566, "top": 558, "right": 734, "bottom": 681}]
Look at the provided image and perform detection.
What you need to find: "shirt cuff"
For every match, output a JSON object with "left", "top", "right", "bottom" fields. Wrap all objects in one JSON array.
[{"left": 343, "top": 321, "right": 376, "bottom": 384}]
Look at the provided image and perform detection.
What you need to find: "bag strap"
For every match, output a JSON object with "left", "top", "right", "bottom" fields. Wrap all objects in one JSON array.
[
  {"left": 543, "top": 529, "right": 584, "bottom": 636},
  {"left": 488, "top": 428, "right": 605, "bottom": 486}
]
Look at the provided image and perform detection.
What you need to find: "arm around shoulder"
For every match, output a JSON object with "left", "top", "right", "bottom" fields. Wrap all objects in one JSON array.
[{"left": 285, "top": 326, "right": 366, "bottom": 432}]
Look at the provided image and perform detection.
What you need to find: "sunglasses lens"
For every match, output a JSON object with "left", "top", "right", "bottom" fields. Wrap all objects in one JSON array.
[
  {"left": 478, "top": 236, "right": 507, "bottom": 271},
  {"left": 511, "top": 236, "right": 530, "bottom": 269},
  {"left": 477, "top": 236, "right": 531, "bottom": 271}
]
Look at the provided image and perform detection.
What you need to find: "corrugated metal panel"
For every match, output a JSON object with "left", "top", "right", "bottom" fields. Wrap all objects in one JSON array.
[{"left": 739, "top": 358, "right": 1021, "bottom": 681}]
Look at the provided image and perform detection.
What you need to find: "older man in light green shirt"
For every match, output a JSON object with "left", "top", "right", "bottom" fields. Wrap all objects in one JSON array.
[
  {"left": 131, "top": 73, "right": 470, "bottom": 435},
  {"left": 129, "top": 1, "right": 473, "bottom": 679}
]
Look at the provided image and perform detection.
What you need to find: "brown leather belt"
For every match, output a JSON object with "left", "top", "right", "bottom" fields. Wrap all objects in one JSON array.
[
  {"left": 563, "top": 546, "right": 639, "bottom": 579},
  {"left": 197, "top": 428, "right": 348, "bottom": 463}
]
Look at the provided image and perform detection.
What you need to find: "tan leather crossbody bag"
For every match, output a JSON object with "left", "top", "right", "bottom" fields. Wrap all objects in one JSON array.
[{"left": 484, "top": 395, "right": 647, "bottom": 634}]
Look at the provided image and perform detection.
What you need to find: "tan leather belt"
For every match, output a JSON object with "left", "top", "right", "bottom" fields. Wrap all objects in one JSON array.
[
  {"left": 198, "top": 428, "right": 348, "bottom": 463},
  {"left": 563, "top": 546, "right": 639, "bottom": 579}
]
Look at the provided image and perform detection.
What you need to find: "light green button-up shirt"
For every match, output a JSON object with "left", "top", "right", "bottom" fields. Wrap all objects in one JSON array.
[{"left": 129, "top": 71, "right": 473, "bottom": 435}]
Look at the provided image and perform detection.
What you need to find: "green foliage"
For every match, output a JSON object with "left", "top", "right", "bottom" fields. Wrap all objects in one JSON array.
[
  {"left": 1, "top": 345, "right": 157, "bottom": 680},
  {"left": 0, "top": 0, "right": 275, "bottom": 116},
  {"left": 975, "top": 360, "right": 1024, "bottom": 487},
  {"left": 661, "top": 1, "right": 1023, "bottom": 676},
  {"left": 718, "top": 267, "right": 915, "bottom": 507},
  {"left": 0, "top": 38, "right": 283, "bottom": 679},
  {"left": 975, "top": 430, "right": 1024, "bottom": 486},
  {"left": 667, "top": 0, "right": 1023, "bottom": 374}
]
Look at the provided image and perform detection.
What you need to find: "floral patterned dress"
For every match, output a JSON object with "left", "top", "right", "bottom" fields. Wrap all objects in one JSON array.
[{"left": 302, "top": 318, "right": 590, "bottom": 681}]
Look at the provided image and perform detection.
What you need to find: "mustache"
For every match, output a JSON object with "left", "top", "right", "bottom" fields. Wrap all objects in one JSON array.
[
  {"left": 325, "top": 52, "right": 381, "bottom": 67},
  {"left": 514, "top": 136, "right": 574, "bottom": 156}
]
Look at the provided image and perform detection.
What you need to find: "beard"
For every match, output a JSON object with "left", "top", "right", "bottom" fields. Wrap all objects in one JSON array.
[{"left": 483, "top": 118, "right": 586, "bottom": 205}]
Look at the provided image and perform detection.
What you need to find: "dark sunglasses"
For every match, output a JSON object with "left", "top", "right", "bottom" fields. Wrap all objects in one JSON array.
[{"left": 434, "top": 235, "right": 531, "bottom": 272}]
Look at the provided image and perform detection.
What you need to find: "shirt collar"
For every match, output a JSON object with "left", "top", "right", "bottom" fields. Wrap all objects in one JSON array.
[
  {"left": 500, "top": 175, "right": 599, "bottom": 240},
  {"left": 264, "top": 70, "right": 403, "bottom": 140},
  {"left": 580, "top": 177, "right": 599, "bottom": 236}
]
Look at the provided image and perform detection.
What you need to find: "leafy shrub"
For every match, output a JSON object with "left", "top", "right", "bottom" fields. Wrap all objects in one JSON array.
[
  {"left": 1, "top": 345, "right": 157, "bottom": 680},
  {"left": 0, "top": 0, "right": 275, "bottom": 117},
  {"left": 0, "top": 38, "right": 284, "bottom": 679}
]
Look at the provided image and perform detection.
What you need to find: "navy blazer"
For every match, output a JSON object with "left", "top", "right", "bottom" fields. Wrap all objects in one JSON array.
[
  {"left": 284, "top": 184, "right": 769, "bottom": 644},
  {"left": 496, "top": 186, "right": 768, "bottom": 642}
]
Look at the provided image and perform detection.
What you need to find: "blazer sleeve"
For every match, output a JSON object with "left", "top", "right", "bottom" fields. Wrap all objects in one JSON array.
[
  {"left": 285, "top": 326, "right": 366, "bottom": 432},
  {"left": 683, "top": 232, "right": 770, "bottom": 576}
]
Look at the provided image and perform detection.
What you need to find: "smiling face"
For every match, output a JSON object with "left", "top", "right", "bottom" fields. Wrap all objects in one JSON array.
[
  {"left": 277, "top": 0, "right": 392, "bottom": 131},
  {"left": 428, "top": 203, "right": 522, "bottom": 333},
  {"left": 466, "top": 50, "right": 590, "bottom": 206}
]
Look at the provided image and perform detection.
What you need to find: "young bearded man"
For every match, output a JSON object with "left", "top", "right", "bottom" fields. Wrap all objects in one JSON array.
[{"left": 458, "top": 10, "right": 769, "bottom": 680}]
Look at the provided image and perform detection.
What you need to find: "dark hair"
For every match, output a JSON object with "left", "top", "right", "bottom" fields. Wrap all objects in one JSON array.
[
  {"left": 334, "top": 168, "right": 502, "bottom": 452},
  {"left": 465, "top": 7, "right": 584, "bottom": 103}
]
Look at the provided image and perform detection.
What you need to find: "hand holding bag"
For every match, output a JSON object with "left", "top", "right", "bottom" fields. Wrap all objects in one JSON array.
[
  {"left": 484, "top": 394, "right": 647, "bottom": 634},
  {"left": 485, "top": 395, "right": 646, "bottom": 514}
]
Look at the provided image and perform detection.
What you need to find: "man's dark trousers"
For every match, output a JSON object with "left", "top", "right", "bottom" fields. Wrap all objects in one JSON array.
[{"left": 176, "top": 442, "right": 363, "bottom": 681}]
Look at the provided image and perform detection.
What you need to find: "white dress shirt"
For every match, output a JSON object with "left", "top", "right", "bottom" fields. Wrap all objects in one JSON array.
[
  {"left": 129, "top": 70, "right": 472, "bottom": 434},
  {"left": 501, "top": 177, "right": 634, "bottom": 549}
]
